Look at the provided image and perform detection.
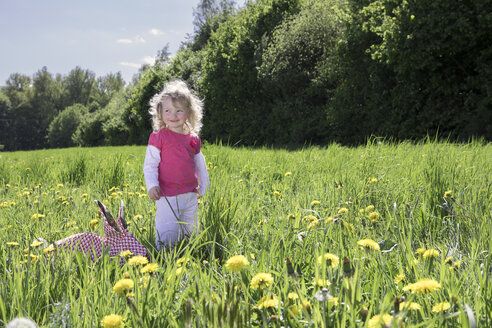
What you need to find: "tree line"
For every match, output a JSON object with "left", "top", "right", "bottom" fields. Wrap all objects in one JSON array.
[{"left": 1, "top": 0, "right": 491, "bottom": 151}]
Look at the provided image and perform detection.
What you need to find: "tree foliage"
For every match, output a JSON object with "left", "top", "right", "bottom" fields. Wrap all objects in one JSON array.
[
  {"left": 2, "top": 0, "right": 491, "bottom": 149},
  {"left": 47, "top": 104, "right": 88, "bottom": 148}
]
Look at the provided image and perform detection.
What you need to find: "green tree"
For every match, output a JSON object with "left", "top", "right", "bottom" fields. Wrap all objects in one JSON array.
[
  {"left": 200, "top": 0, "right": 302, "bottom": 144},
  {"left": 258, "top": 0, "right": 348, "bottom": 144},
  {"left": 47, "top": 104, "right": 87, "bottom": 148},
  {"left": 0, "top": 92, "right": 12, "bottom": 150},
  {"left": 61, "top": 67, "right": 96, "bottom": 109}
]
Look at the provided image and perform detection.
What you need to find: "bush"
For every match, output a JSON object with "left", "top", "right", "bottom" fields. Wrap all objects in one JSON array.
[{"left": 47, "top": 104, "right": 87, "bottom": 148}]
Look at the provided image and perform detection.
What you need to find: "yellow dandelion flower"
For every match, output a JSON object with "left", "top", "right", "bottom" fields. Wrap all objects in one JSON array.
[
  {"left": 443, "top": 190, "right": 452, "bottom": 198},
  {"left": 317, "top": 253, "right": 339, "bottom": 268},
  {"left": 257, "top": 294, "right": 279, "bottom": 309},
  {"left": 325, "top": 216, "right": 334, "bottom": 224},
  {"left": 416, "top": 247, "right": 426, "bottom": 256},
  {"left": 238, "top": 179, "right": 243, "bottom": 183},
  {"left": 394, "top": 273, "right": 405, "bottom": 284},
  {"left": 357, "top": 239, "right": 380, "bottom": 251},
  {"left": 444, "top": 256, "right": 453, "bottom": 264},
  {"left": 43, "top": 246, "right": 55, "bottom": 254},
  {"left": 310, "top": 200, "right": 320, "bottom": 207},
  {"left": 287, "top": 292, "right": 299, "bottom": 300},
  {"left": 250, "top": 253, "right": 255, "bottom": 260},
  {"left": 432, "top": 302, "right": 451, "bottom": 313},
  {"left": 100, "top": 314, "right": 124, "bottom": 328},
  {"left": 26, "top": 168, "right": 31, "bottom": 172},
  {"left": 368, "top": 314, "right": 393, "bottom": 328},
  {"left": 313, "top": 279, "right": 331, "bottom": 287},
  {"left": 302, "top": 215, "right": 317, "bottom": 223},
  {"left": 56, "top": 184, "right": 64, "bottom": 188},
  {"left": 337, "top": 207, "right": 348, "bottom": 215},
  {"left": 7, "top": 242, "right": 20, "bottom": 247},
  {"left": 368, "top": 211, "right": 380, "bottom": 222},
  {"left": 307, "top": 219, "right": 319, "bottom": 229},
  {"left": 273, "top": 191, "right": 280, "bottom": 196},
  {"left": 359, "top": 209, "right": 365, "bottom": 215},
  {"left": 285, "top": 171, "right": 292, "bottom": 177},
  {"left": 224, "top": 255, "right": 250, "bottom": 272},
  {"left": 141, "top": 263, "right": 159, "bottom": 274},
  {"left": 422, "top": 249, "right": 439, "bottom": 259},
  {"left": 30, "top": 240, "right": 43, "bottom": 248},
  {"left": 328, "top": 297, "right": 339, "bottom": 305},
  {"left": 31, "top": 213, "right": 46, "bottom": 220},
  {"left": 113, "top": 278, "right": 134, "bottom": 294},
  {"left": 250, "top": 272, "right": 274, "bottom": 290},
  {"left": 403, "top": 278, "right": 441, "bottom": 294},
  {"left": 90, "top": 218, "right": 99, "bottom": 228},
  {"left": 133, "top": 214, "right": 143, "bottom": 220},
  {"left": 119, "top": 250, "right": 133, "bottom": 258},
  {"left": 399, "top": 302, "right": 421, "bottom": 311},
  {"left": 127, "top": 255, "right": 148, "bottom": 266},
  {"left": 287, "top": 213, "right": 296, "bottom": 220},
  {"left": 365, "top": 205, "right": 375, "bottom": 212},
  {"left": 30, "top": 254, "right": 40, "bottom": 263},
  {"left": 370, "top": 178, "right": 378, "bottom": 184}
]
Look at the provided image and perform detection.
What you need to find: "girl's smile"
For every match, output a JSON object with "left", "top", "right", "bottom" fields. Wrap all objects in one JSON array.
[{"left": 161, "top": 97, "right": 188, "bottom": 134}]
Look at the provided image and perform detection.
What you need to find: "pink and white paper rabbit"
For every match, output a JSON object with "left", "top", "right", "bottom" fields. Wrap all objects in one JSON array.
[{"left": 53, "top": 200, "right": 150, "bottom": 265}]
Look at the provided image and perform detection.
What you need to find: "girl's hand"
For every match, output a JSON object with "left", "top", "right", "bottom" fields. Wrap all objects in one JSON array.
[{"left": 148, "top": 186, "right": 161, "bottom": 200}]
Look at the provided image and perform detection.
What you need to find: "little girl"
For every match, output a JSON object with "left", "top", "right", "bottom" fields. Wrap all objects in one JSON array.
[{"left": 143, "top": 80, "right": 209, "bottom": 250}]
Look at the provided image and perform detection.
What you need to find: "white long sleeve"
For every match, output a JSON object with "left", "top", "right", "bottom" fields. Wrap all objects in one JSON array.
[
  {"left": 143, "top": 145, "right": 161, "bottom": 192},
  {"left": 194, "top": 151, "right": 209, "bottom": 196}
]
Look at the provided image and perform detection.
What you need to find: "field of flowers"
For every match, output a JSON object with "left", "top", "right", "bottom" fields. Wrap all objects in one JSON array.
[{"left": 0, "top": 139, "right": 491, "bottom": 327}]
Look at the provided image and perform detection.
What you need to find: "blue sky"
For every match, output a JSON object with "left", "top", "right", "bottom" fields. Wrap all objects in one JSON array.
[{"left": 0, "top": 0, "right": 204, "bottom": 86}]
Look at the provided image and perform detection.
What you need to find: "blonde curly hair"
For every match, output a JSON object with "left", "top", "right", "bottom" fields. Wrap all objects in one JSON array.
[{"left": 149, "top": 79, "right": 203, "bottom": 135}]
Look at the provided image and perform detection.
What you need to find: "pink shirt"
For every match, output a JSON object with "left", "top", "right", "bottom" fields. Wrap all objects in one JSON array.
[{"left": 148, "top": 128, "right": 201, "bottom": 197}]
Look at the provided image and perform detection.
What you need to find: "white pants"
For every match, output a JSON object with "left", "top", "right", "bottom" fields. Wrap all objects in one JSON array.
[{"left": 155, "top": 192, "right": 198, "bottom": 250}]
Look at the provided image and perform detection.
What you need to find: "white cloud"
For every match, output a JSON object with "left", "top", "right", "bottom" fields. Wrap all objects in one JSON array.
[
  {"left": 149, "top": 28, "right": 164, "bottom": 36},
  {"left": 116, "top": 35, "right": 146, "bottom": 44},
  {"left": 141, "top": 56, "right": 156, "bottom": 65},
  {"left": 119, "top": 62, "right": 141, "bottom": 68},
  {"left": 116, "top": 38, "right": 133, "bottom": 44},
  {"left": 135, "top": 35, "right": 146, "bottom": 43}
]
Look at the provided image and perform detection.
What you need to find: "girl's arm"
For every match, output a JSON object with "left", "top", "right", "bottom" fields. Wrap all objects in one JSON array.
[
  {"left": 143, "top": 145, "right": 161, "bottom": 200},
  {"left": 194, "top": 152, "right": 209, "bottom": 197}
]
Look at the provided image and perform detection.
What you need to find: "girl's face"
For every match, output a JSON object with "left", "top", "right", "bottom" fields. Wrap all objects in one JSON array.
[{"left": 161, "top": 97, "right": 188, "bottom": 134}]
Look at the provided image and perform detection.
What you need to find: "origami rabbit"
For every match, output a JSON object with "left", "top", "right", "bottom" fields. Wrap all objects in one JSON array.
[{"left": 53, "top": 200, "right": 150, "bottom": 265}]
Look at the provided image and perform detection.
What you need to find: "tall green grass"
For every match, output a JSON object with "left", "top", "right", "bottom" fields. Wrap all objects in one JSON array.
[{"left": 0, "top": 140, "right": 490, "bottom": 327}]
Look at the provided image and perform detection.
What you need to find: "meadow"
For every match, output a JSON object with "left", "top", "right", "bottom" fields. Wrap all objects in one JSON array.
[{"left": 0, "top": 139, "right": 491, "bottom": 327}]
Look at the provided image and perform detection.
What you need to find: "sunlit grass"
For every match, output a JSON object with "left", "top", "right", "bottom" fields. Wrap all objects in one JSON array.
[{"left": 0, "top": 139, "right": 490, "bottom": 327}]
